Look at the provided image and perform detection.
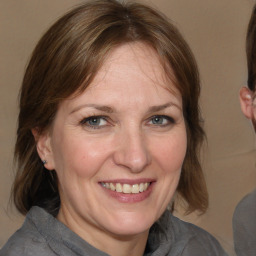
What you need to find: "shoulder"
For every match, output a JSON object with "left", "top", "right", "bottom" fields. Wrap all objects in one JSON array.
[
  {"left": 232, "top": 189, "right": 256, "bottom": 256},
  {"left": 233, "top": 189, "right": 256, "bottom": 221},
  {"left": 0, "top": 230, "right": 53, "bottom": 256},
  {"left": 0, "top": 208, "right": 55, "bottom": 256},
  {"left": 174, "top": 216, "right": 227, "bottom": 255},
  {"left": 233, "top": 189, "right": 256, "bottom": 233},
  {"left": 157, "top": 212, "right": 228, "bottom": 256}
]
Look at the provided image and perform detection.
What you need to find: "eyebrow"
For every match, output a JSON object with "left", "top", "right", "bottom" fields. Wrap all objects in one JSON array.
[
  {"left": 70, "top": 102, "right": 180, "bottom": 115},
  {"left": 147, "top": 102, "right": 180, "bottom": 113},
  {"left": 70, "top": 104, "right": 114, "bottom": 114}
]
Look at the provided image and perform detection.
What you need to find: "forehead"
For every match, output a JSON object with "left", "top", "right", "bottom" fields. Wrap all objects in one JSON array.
[
  {"left": 63, "top": 42, "right": 181, "bottom": 110},
  {"left": 88, "top": 42, "right": 179, "bottom": 94}
]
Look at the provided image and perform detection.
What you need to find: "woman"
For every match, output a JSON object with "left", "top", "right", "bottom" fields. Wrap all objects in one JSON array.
[{"left": 0, "top": 1, "right": 227, "bottom": 255}]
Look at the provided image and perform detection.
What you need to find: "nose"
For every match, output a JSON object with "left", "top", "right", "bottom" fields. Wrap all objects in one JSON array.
[{"left": 113, "top": 128, "right": 151, "bottom": 173}]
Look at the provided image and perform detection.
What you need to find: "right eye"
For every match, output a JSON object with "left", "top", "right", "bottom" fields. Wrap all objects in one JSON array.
[{"left": 80, "top": 116, "right": 108, "bottom": 129}]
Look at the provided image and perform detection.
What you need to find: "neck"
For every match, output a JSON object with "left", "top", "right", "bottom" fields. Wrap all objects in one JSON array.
[
  {"left": 57, "top": 207, "right": 149, "bottom": 256},
  {"left": 103, "top": 233, "right": 148, "bottom": 256}
]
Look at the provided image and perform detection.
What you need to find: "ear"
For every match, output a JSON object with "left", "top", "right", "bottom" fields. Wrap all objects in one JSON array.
[
  {"left": 239, "top": 87, "right": 254, "bottom": 119},
  {"left": 32, "top": 128, "right": 55, "bottom": 170}
]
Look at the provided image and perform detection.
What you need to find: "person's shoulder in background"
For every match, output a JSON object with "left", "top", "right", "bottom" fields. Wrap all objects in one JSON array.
[{"left": 233, "top": 188, "right": 256, "bottom": 256}]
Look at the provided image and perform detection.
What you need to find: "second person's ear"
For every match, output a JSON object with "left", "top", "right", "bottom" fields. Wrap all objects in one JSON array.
[{"left": 239, "top": 86, "right": 255, "bottom": 119}]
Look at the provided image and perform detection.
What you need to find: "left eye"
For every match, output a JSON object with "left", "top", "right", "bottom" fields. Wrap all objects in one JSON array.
[{"left": 149, "top": 115, "right": 174, "bottom": 125}]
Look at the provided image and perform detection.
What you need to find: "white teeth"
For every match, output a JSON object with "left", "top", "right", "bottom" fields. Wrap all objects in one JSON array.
[
  {"left": 139, "top": 183, "right": 144, "bottom": 192},
  {"left": 132, "top": 184, "right": 139, "bottom": 194},
  {"left": 101, "top": 182, "right": 150, "bottom": 194},
  {"left": 110, "top": 183, "right": 115, "bottom": 191},
  {"left": 116, "top": 183, "right": 122, "bottom": 192},
  {"left": 123, "top": 184, "right": 132, "bottom": 194}
]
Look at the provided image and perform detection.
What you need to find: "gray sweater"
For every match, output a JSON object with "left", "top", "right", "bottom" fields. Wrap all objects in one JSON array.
[
  {"left": 0, "top": 206, "right": 228, "bottom": 256},
  {"left": 233, "top": 189, "right": 256, "bottom": 256}
]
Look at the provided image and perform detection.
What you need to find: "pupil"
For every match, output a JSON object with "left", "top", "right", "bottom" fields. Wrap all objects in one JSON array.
[
  {"left": 90, "top": 118, "right": 99, "bottom": 125},
  {"left": 153, "top": 117, "right": 162, "bottom": 124}
]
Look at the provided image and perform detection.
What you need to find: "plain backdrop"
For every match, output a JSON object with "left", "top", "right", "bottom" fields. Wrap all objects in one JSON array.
[{"left": 1, "top": 1, "right": 256, "bottom": 255}]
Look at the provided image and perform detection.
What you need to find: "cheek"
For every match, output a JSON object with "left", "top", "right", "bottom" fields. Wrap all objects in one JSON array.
[
  {"left": 52, "top": 133, "right": 111, "bottom": 178},
  {"left": 154, "top": 132, "right": 187, "bottom": 173}
]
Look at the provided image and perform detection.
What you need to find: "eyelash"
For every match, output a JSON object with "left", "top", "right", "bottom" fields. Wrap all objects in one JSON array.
[{"left": 79, "top": 115, "right": 175, "bottom": 130}]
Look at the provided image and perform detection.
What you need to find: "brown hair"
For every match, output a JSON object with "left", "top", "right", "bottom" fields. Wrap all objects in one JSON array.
[
  {"left": 247, "top": 5, "right": 256, "bottom": 91},
  {"left": 13, "top": 0, "right": 208, "bottom": 216}
]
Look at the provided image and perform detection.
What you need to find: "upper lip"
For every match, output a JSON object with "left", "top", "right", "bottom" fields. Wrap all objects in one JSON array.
[{"left": 98, "top": 178, "right": 155, "bottom": 185}]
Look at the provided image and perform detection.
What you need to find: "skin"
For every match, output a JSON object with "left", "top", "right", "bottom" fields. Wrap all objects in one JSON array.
[
  {"left": 239, "top": 86, "right": 256, "bottom": 130},
  {"left": 36, "top": 42, "right": 187, "bottom": 256}
]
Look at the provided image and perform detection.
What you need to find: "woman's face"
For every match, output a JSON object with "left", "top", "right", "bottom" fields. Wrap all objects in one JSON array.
[{"left": 41, "top": 42, "right": 187, "bottom": 244}]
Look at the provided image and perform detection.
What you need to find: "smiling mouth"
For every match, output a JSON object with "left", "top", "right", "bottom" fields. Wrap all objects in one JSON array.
[{"left": 100, "top": 182, "right": 151, "bottom": 194}]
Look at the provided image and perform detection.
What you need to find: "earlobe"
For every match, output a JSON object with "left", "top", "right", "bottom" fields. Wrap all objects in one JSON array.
[
  {"left": 31, "top": 128, "right": 55, "bottom": 170},
  {"left": 239, "top": 87, "right": 254, "bottom": 119}
]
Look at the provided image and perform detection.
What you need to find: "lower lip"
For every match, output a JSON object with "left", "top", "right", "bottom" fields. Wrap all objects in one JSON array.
[{"left": 100, "top": 183, "right": 154, "bottom": 203}]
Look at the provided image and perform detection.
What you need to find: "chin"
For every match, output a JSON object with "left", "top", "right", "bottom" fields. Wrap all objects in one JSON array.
[{"left": 106, "top": 212, "right": 155, "bottom": 237}]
